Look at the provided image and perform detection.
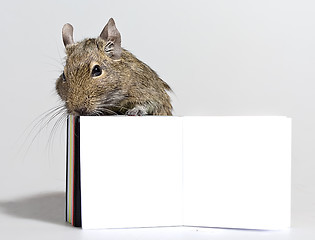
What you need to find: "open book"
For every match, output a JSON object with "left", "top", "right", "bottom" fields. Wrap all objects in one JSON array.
[{"left": 66, "top": 116, "right": 291, "bottom": 230}]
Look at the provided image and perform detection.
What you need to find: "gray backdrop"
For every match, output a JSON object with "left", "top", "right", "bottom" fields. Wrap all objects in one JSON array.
[{"left": 1, "top": 0, "right": 315, "bottom": 239}]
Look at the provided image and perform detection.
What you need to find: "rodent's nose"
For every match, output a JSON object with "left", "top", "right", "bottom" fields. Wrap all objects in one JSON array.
[{"left": 74, "top": 107, "right": 88, "bottom": 116}]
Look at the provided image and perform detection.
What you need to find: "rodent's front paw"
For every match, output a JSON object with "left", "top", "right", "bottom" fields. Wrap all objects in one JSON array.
[{"left": 125, "top": 106, "right": 148, "bottom": 116}]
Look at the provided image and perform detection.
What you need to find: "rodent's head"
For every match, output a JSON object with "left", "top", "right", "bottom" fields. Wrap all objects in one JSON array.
[{"left": 56, "top": 18, "right": 124, "bottom": 116}]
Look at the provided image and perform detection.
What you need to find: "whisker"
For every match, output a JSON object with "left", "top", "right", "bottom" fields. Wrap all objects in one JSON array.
[
  {"left": 47, "top": 110, "right": 67, "bottom": 158},
  {"left": 27, "top": 108, "right": 65, "bottom": 151},
  {"left": 95, "top": 107, "right": 119, "bottom": 115},
  {"left": 47, "top": 110, "right": 67, "bottom": 148},
  {"left": 19, "top": 105, "right": 64, "bottom": 145},
  {"left": 97, "top": 103, "right": 129, "bottom": 111},
  {"left": 17, "top": 105, "right": 67, "bottom": 160}
]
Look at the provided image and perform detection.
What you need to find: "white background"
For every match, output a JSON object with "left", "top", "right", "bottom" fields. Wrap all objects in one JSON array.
[{"left": 0, "top": 0, "right": 315, "bottom": 239}]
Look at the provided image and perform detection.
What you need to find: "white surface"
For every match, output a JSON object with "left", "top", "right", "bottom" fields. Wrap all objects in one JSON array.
[
  {"left": 80, "top": 116, "right": 183, "bottom": 229},
  {"left": 183, "top": 117, "right": 291, "bottom": 229},
  {"left": 80, "top": 116, "right": 290, "bottom": 230},
  {"left": 1, "top": 0, "right": 315, "bottom": 239}
]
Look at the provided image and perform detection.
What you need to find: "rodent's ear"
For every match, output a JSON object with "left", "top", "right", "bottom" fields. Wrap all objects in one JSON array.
[
  {"left": 100, "top": 18, "right": 122, "bottom": 60},
  {"left": 62, "top": 23, "right": 75, "bottom": 47}
]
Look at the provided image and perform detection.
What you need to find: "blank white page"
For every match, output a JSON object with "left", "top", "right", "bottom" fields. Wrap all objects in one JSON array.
[
  {"left": 183, "top": 116, "right": 291, "bottom": 230},
  {"left": 80, "top": 116, "right": 183, "bottom": 229}
]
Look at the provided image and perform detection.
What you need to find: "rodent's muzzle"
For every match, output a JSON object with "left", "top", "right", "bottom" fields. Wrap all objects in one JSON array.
[
  {"left": 72, "top": 107, "right": 88, "bottom": 116},
  {"left": 66, "top": 94, "right": 92, "bottom": 116},
  {"left": 66, "top": 101, "right": 89, "bottom": 116}
]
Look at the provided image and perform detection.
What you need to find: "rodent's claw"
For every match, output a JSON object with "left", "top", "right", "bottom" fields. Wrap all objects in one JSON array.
[{"left": 125, "top": 106, "right": 147, "bottom": 116}]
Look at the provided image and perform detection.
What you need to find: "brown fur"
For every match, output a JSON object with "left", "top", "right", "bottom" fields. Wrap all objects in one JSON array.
[{"left": 56, "top": 19, "right": 172, "bottom": 116}]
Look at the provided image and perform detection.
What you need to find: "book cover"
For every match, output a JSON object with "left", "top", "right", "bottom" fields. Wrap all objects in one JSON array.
[{"left": 66, "top": 116, "right": 291, "bottom": 230}]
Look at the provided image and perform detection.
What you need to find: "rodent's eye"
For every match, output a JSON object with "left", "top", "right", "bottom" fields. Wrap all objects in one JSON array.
[
  {"left": 62, "top": 72, "right": 66, "bottom": 82},
  {"left": 91, "top": 65, "right": 102, "bottom": 77}
]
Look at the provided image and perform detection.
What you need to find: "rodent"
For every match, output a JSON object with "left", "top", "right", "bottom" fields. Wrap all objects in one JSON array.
[{"left": 56, "top": 18, "right": 172, "bottom": 116}]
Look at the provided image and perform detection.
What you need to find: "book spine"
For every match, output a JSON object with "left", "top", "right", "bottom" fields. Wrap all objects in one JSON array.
[{"left": 66, "top": 115, "right": 82, "bottom": 227}]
